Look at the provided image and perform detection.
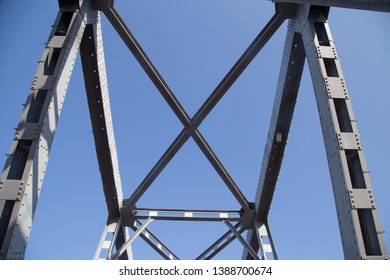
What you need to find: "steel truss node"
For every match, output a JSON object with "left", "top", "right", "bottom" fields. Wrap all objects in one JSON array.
[{"left": 0, "top": 0, "right": 388, "bottom": 260}]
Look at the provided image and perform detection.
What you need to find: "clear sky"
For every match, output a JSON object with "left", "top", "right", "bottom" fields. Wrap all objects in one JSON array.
[{"left": 0, "top": 0, "right": 389, "bottom": 260}]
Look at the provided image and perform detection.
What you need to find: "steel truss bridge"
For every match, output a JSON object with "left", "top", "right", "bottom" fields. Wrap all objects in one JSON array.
[{"left": 0, "top": 0, "right": 389, "bottom": 260}]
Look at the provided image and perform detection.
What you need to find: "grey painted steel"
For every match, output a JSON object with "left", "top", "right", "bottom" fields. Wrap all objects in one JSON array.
[
  {"left": 1, "top": 0, "right": 388, "bottom": 260},
  {"left": 134, "top": 208, "right": 241, "bottom": 222},
  {"left": 110, "top": 217, "right": 154, "bottom": 260},
  {"left": 96, "top": 217, "right": 180, "bottom": 260},
  {"left": 244, "top": 20, "right": 306, "bottom": 260},
  {"left": 254, "top": 223, "right": 278, "bottom": 260},
  {"left": 223, "top": 220, "right": 260, "bottom": 260},
  {"left": 246, "top": 3, "right": 388, "bottom": 260},
  {"left": 98, "top": 3, "right": 252, "bottom": 210},
  {"left": 0, "top": 2, "right": 91, "bottom": 259},
  {"left": 254, "top": 27, "right": 305, "bottom": 223},
  {"left": 93, "top": 1, "right": 292, "bottom": 258},
  {"left": 94, "top": 2, "right": 296, "bottom": 259},
  {"left": 196, "top": 222, "right": 243, "bottom": 260},
  {"left": 295, "top": 4, "right": 388, "bottom": 259},
  {"left": 130, "top": 220, "right": 180, "bottom": 260},
  {"left": 80, "top": 12, "right": 123, "bottom": 222},
  {"left": 273, "top": 0, "right": 390, "bottom": 12},
  {"left": 106, "top": 219, "right": 122, "bottom": 260},
  {"left": 79, "top": 11, "right": 130, "bottom": 260},
  {"left": 94, "top": 218, "right": 123, "bottom": 260},
  {"left": 0, "top": 0, "right": 131, "bottom": 260},
  {"left": 94, "top": 2, "right": 298, "bottom": 213}
]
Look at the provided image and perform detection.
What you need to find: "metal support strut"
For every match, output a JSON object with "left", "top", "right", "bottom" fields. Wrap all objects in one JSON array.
[
  {"left": 0, "top": 2, "right": 90, "bottom": 259},
  {"left": 0, "top": 0, "right": 388, "bottom": 260},
  {"left": 297, "top": 4, "right": 387, "bottom": 259}
]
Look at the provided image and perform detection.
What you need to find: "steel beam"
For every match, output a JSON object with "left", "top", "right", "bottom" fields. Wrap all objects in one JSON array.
[
  {"left": 224, "top": 220, "right": 260, "bottom": 260},
  {"left": 126, "top": 128, "right": 250, "bottom": 210},
  {"left": 244, "top": 20, "right": 306, "bottom": 259},
  {"left": 100, "top": 5, "right": 294, "bottom": 210},
  {"left": 101, "top": 5, "right": 256, "bottom": 210},
  {"left": 110, "top": 217, "right": 154, "bottom": 260},
  {"left": 134, "top": 208, "right": 241, "bottom": 222},
  {"left": 2, "top": 0, "right": 387, "bottom": 260},
  {"left": 92, "top": 1, "right": 297, "bottom": 259},
  {"left": 95, "top": 2, "right": 189, "bottom": 122},
  {"left": 246, "top": 3, "right": 388, "bottom": 260},
  {"left": 296, "top": 4, "right": 388, "bottom": 259},
  {"left": 94, "top": 218, "right": 123, "bottom": 260},
  {"left": 189, "top": 9, "right": 291, "bottom": 131},
  {"left": 80, "top": 14, "right": 123, "bottom": 221},
  {"left": 254, "top": 222, "right": 278, "bottom": 260},
  {"left": 79, "top": 11, "right": 130, "bottom": 260},
  {"left": 131, "top": 220, "right": 180, "bottom": 260},
  {"left": 0, "top": 1, "right": 90, "bottom": 259},
  {"left": 93, "top": 2, "right": 250, "bottom": 210},
  {"left": 256, "top": 27, "right": 306, "bottom": 223},
  {"left": 273, "top": 0, "right": 390, "bottom": 13},
  {"left": 196, "top": 222, "right": 242, "bottom": 260}
]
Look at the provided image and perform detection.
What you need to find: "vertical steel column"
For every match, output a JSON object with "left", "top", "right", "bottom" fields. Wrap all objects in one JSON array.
[
  {"left": 297, "top": 4, "right": 388, "bottom": 259},
  {"left": 244, "top": 17, "right": 305, "bottom": 259},
  {"left": 0, "top": 1, "right": 91, "bottom": 259},
  {"left": 79, "top": 9, "right": 131, "bottom": 260},
  {"left": 255, "top": 223, "right": 278, "bottom": 260},
  {"left": 94, "top": 218, "right": 122, "bottom": 260}
]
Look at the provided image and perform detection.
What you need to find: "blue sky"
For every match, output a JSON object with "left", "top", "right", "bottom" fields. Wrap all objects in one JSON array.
[{"left": 0, "top": 1, "right": 389, "bottom": 260}]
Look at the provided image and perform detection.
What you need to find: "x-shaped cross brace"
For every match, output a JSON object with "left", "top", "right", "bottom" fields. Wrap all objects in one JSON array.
[{"left": 94, "top": 1, "right": 295, "bottom": 218}]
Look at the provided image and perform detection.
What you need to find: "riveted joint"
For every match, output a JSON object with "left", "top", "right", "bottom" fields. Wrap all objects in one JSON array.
[{"left": 240, "top": 203, "right": 256, "bottom": 230}]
